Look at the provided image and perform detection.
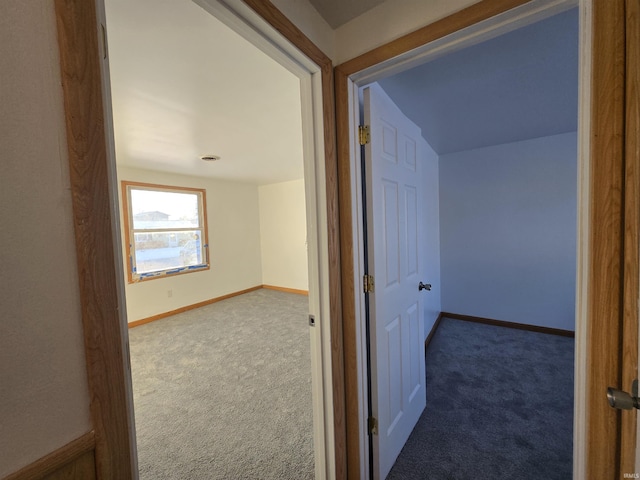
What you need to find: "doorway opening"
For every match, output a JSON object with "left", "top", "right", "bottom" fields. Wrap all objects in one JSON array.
[
  {"left": 98, "top": 0, "right": 335, "bottom": 477},
  {"left": 341, "top": 1, "right": 586, "bottom": 478}
]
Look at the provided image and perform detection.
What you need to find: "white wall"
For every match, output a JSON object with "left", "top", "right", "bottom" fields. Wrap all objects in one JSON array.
[
  {"left": 438, "top": 132, "right": 578, "bottom": 330},
  {"left": 334, "top": 0, "right": 480, "bottom": 63},
  {"left": 118, "top": 166, "right": 263, "bottom": 322},
  {"left": 270, "top": 0, "right": 335, "bottom": 61},
  {"left": 422, "top": 138, "right": 442, "bottom": 338},
  {"left": 0, "top": 1, "right": 92, "bottom": 477},
  {"left": 259, "top": 179, "right": 309, "bottom": 291},
  {"left": 267, "top": 0, "right": 483, "bottom": 64}
]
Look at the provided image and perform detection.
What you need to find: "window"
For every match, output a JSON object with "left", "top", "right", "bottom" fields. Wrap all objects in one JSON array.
[{"left": 122, "top": 181, "right": 209, "bottom": 282}]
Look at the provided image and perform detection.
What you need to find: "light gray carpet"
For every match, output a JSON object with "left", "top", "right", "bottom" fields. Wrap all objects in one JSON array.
[
  {"left": 388, "top": 317, "right": 574, "bottom": 479},
  {"left": 128, "top": 289, "right": 314, "bottom": 479}
]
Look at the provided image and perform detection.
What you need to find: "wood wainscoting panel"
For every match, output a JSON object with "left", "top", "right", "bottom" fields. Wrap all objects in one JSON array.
[
  {"left": 41, "top": 451, "right": 96, "bottom": 480},
  {"left": 3, "top": 432, "right": 95, "bottom": 480}
]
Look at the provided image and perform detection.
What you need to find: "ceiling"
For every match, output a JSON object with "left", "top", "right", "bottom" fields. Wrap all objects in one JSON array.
[
  {"left": 105, "top": 0, "right": 578, "bottom": 184},
  {"left": 307, "top": 0, "right": 387, "bottom": 28},
  {"left": 105, "top": 0, "right": 304, "bottom": 185},
  {"left": 378, "top": 7, "right": 579, "bottom": 155}
]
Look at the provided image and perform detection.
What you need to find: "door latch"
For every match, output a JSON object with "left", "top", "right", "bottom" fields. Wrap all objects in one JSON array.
[{"left": 607, "top": 379, "right": 639, "bottom": 410}]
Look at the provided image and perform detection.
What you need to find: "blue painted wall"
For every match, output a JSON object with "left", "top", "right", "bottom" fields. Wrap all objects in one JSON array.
[
  {"left": 422, "top": 137, "right": 442, "bottom": 338},
  {"left": 438, "top": 133, "right": 577, "bottom": 331}
]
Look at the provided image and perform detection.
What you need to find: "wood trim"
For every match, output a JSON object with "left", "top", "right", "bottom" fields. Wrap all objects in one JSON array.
[
  {"left": 337, "top": 0, "right": 530, "bottom": 76},
  {"left": 128, "top": 285, "right": 309, "bottom": 329},
  {"left": 334, "top": 65, "right": 362, "bottom": 480},
  {"left": 121, "top": 181, "right": 133, "bottom": 284},
  {"left": 620, "top": 0, "right": 640, "bottom": 473},
  {"left": 420, "top": 310, "right": 569, "bottom": 354},
  {"left": 333, "top": 66, "right": 358, "bottom": 480},
  {"left": 323, "top": 70, "right": 347, "bottom": 480},
  {"left": 240, "top": 0, "right": 331, "bottom": 68},
  {"left": 335, "top": 2, "right": 540, "bottom": 476},
  {"left": 42, "top": 451, "right": 96, "bottom": 480},
  {"left": 440, "top": 312, "right": 575, "bottom": 338},
  {"left": 586, "top": 0, "right": 627, "bottom": 478},
  {"left": 262, "top": 285, "right": 309, "bottom": 296},
  {"left": 424, "top": 312, "right": 446, "bottom": 351},
  {"left": 238, "top": 2, "right": 345, "bottom": 476},
  {"left": 120, "top": 179, "right": 214, "bottom": 194},
  {"left": 3, "top": 431, "right": 95, "bottom": 480},
  {"left": 53, "top": 1, "right": 134, "bottom": 478},
  {"left": 127, "top": 286, "right": 263, "bottom": 328}
]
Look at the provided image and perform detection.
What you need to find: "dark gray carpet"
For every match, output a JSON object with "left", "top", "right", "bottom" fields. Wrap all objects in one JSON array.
[
  {"left": 388, "top": 317, "right": 574, "bottom": 480},
  {"left": 128, "top": 289, "right": 314, "bottom": 479}
]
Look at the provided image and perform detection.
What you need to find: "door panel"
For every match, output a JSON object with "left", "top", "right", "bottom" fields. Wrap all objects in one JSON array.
[
  {"left": 386, "top": 316, "right": 403, "bottom": 431},
  {"left": 406, "top": 186, "right": 418, "bottom": 276},
  {"left": 408, "top": 303, "right": 421, "bottom": 399},
  {"left": 383, "top": 180, "right": 400, "bottom": 287},
  {"left": 365, "top": 82, "right": 427, "bottom": 479}
]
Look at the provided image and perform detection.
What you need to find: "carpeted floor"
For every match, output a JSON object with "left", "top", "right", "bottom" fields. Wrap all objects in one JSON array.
[
  {"left": 128, "top": 289, "right": 314, "bottom": 480},
  {"left": 388, "top": 317, "right": 574, "bottom": 480}
]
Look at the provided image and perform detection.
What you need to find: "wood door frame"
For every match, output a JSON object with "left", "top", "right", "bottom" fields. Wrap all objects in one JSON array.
[
  {"left": 54, "top": 0, "right": 345, "bottom": 478},
  {"left": 623, "top": 0, "right": 639, "bottom": 474},
  {"left": 335, "top": 0, "right": 634, "bottom": 478}
]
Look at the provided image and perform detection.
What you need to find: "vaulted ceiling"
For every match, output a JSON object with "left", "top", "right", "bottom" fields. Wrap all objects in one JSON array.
[
  {"left": 307, "top": 0, "right": 387, "bottom": 28},
  {"left": 378, "top": 7, "right": 578, "bottom": 155},
  {"left": 105, "top": 0, "right": 578, "bottom": 184}
]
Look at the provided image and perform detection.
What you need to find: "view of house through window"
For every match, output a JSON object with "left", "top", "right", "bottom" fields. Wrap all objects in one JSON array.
[{"left": 122, "top": 181, "right": 209, "bottom": 281}]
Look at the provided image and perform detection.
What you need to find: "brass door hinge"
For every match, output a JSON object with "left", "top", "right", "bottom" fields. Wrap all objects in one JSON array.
[
  {"left": 363, "top": 274, "right": 375, "bottom": 293},
  {"left": 359, "top": 125, "right": 370, "bottom": 145},
  {"left": 101, "top": 24, "right": 108, "bottom": 60},
  {"left": 368, "top": 416, "right": 378, "bottom": 435}
]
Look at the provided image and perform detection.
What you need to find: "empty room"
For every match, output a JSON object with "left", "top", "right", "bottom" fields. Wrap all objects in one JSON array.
[
  {"left": 104, "top": 0, "right": 321, "bottom": 477},
  {"left": 356, "top": 7, "right": 578, "bottom": 478}
]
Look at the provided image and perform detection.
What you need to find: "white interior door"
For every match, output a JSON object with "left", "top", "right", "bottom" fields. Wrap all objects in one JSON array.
[{"left": 364, "top": 83, "right": 427, "bottom": 479}]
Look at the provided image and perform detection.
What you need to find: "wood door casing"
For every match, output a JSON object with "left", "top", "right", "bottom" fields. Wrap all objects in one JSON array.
[
  {"left": 336, "top": 1, "right": 548, "bottom": 477},
  {"left": 621, "top": 0, "right": 640, "bottom": 474},
  {"left": 54, "top": 0, "right": 134, "bottom": 477},
  {"left": 336, "top": 0, "right": 634, "bottom": 478},
  {"left": 587, "top": 0, "right": 630, "bottom": 478},
  {"left": 54, "top": 0, "right": 344, "bottom": 478}
]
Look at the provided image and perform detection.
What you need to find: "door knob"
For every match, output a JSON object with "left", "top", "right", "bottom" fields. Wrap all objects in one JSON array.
[
  {"left": 607, "top": 380, "right": 639, "bottom": 410},
  {"left": 418, "top": 282, "right": 431, "bottom": 291}
]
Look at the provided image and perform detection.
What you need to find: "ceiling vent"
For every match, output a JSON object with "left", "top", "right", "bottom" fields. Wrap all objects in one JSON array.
[{"left": 200, "top": 155, "right": 221, "bottom": 162}]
